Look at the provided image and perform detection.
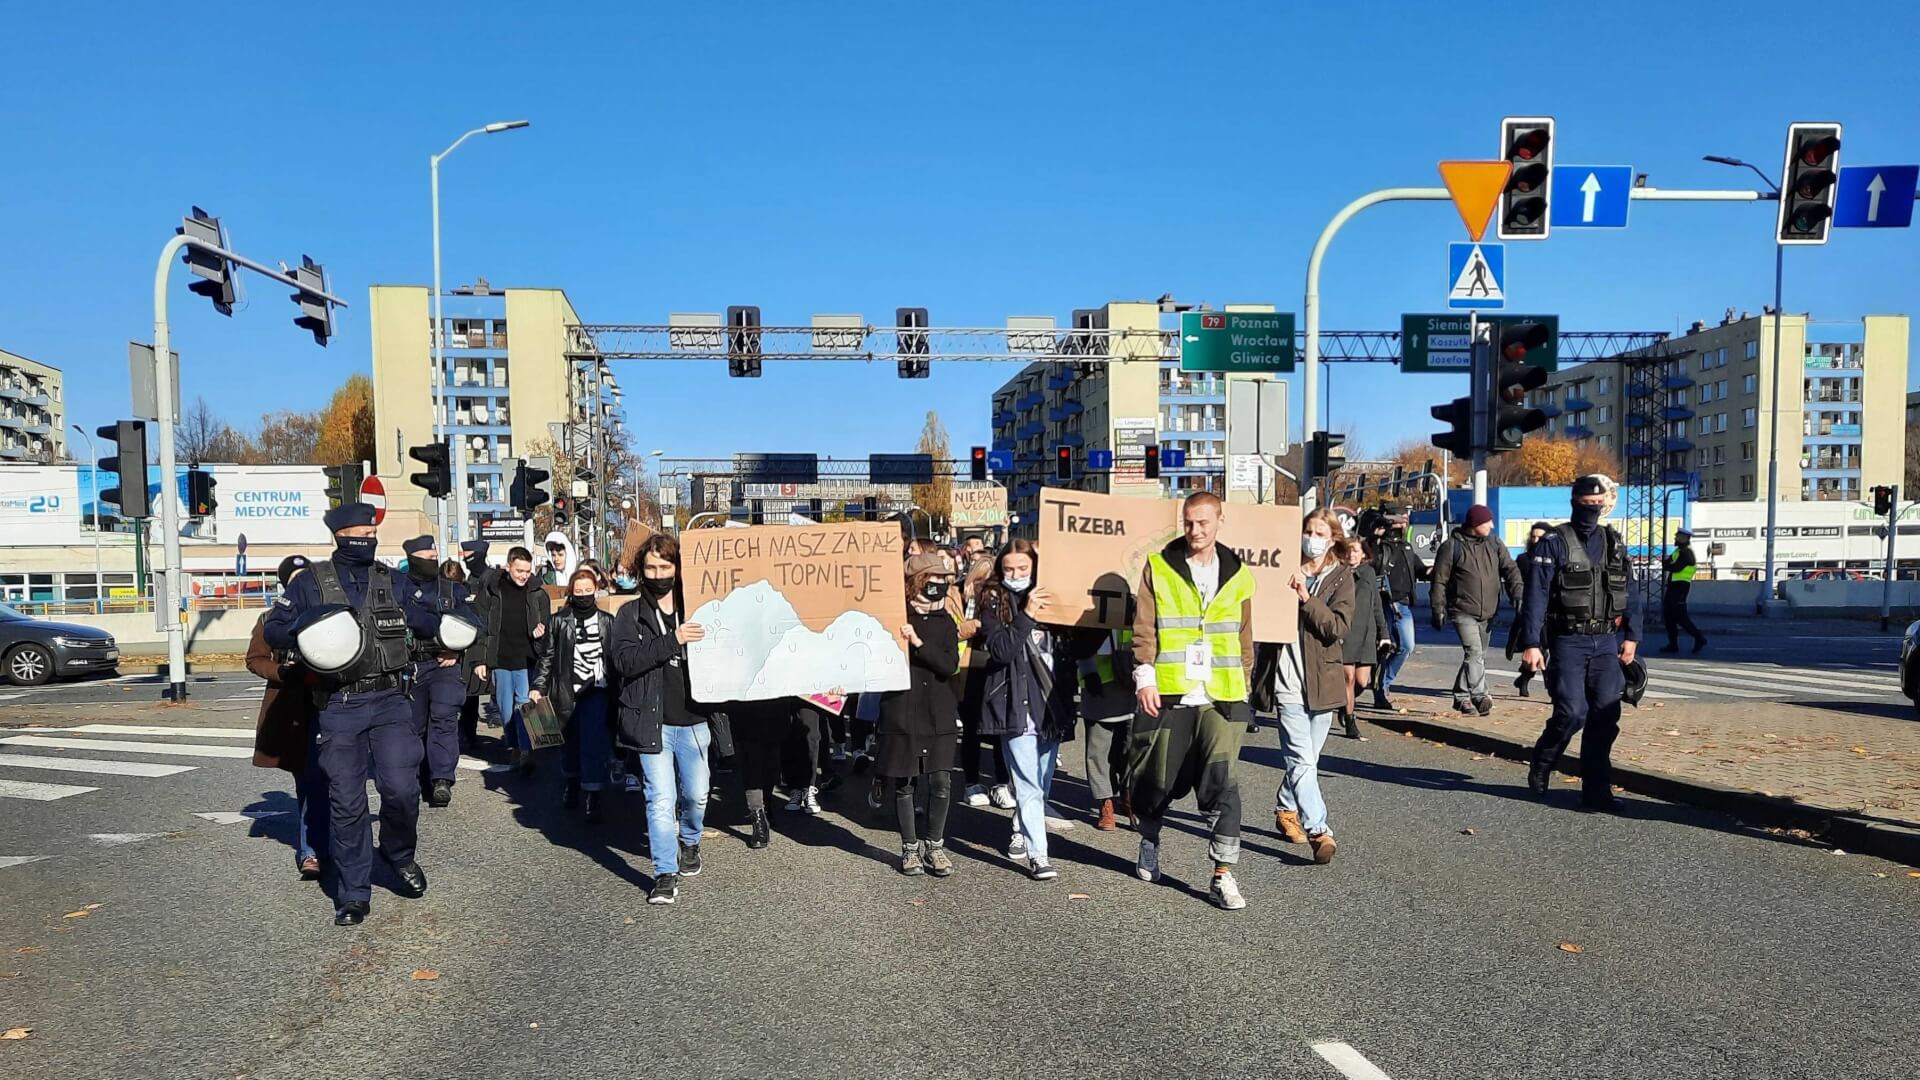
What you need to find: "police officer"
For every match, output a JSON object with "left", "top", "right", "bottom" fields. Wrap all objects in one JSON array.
[
  {"left": 264, "top": 504, "right": 468, "bottom": 925},
  {"left": 1518, "top": 475, "right": 1641, "bottom": 812},
  {"left": 1661, "top": 529, "right": 1707, "bottom": 654},
  {"left": 401, "top": 536, "right": 482, "bottom": 808}
]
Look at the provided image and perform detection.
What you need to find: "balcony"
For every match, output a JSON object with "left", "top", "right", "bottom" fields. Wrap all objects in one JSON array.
[
  {"left": 1046, "top": 372, "right": 1076, "bottom": 392},
  {"left": 0, "top": 385, "right": 21, "bottom": 400},
  {"left": 1057, "top": 433, "right": 1086, "bottom": 449},
  {"left": 1564, "top": 425, "right": 1593, "bottom": 439},
  {"left": 1663, "top": 374, "right": 1696, "bottom": 390},
  {"left": 0, "top": 415, "right": 22, "bottom": 429},
  {"left": 0, "top": 445, "right": 21, "bottom": 459},
  {"left": 1564, "top": 396, "right": 1595, "bottom": 413},
  {"left": 1661, "top": 437, "right": 1694, "bottom": 453},
  {"left": 1661, "top": 406, "right": 1694, "bottom": 422},
  {"left": 24, "top": 423, "right": 50, "bottom": 436}
]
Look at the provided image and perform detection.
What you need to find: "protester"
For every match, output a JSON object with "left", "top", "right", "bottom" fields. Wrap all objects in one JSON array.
[
  {"left": 1128, "top": 493, "right": 1257, "bottom": 909},
  {"left": 456, "top": 541, "right": 495, "bottom": 756},
  {"left": 1661, "top": 529, "right": 1708, "bottom": 654},
  {"left": 1507, "top": 522, "right": 1553, "bottom": 697},
  {"left": 783, "top": 699, "right": 829, "bottom": 815},
  {"left": 1520, "top": 475, "right": 1641, "bottom": 811},
  {"left": 1076, "top": 617, "right": 1135, "bottom": 831},
  {"left": 542, "top": 530, "right": 579, "bottom": 587},
  {"left": 609, "top": 534, "right": 715, "bottom": 906},
  {"left": 481, "top": 546, "right": 549, "bottom": 775},
  {"left": 1252, "top": 508, "right": 1355, "bottom": 865},
  {"left": 1430, "top": 505, "right": 1523, "bottom": 716},
  {"left": 957, "top": 555, "right": 1013, "bottom": 809},
  {"left": 976, "top": 540, "right": 1076, "bottom": 881},
  {"left": 1338, "top": 538, "right": 1389, "bottom": 740},
  {"left": 532, "top": 567, "right": 616, "bottom": 824},
  {"left": 731, "top": 699, "right": 788, "bottom": 849},
  {"left": 248, "top": 554, "right": 325, "bottom": 879},
  {"left": 1367, "top": 508, "right": 1426, "bottom": 710},
  {"left": 877, "top": 553, "right": 962, "bottom": 876},
  {"left": 399, "top": 536, "right": 474, "bottom": 809}
]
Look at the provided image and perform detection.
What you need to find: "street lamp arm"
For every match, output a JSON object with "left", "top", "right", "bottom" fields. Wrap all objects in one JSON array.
[{"left": 433, "top": 126, "right": 490, "bottom": 165}]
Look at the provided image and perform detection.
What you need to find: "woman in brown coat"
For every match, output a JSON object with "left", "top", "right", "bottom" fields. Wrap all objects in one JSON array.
[{"left": 248, "top": 555, "right": 329, "bottom": 879}]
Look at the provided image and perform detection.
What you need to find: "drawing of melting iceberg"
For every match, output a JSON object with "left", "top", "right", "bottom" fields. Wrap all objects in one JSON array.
[{"left": 685, "top": 579, "right": 907, "bottom": 702}]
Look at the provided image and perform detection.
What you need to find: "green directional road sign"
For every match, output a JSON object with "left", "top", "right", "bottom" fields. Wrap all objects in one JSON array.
[
  {"left": 1180, "top": 311, "right": 1296, "bottom": 372},
  {"left": 1400, "top": 313, "right": 1558, "bottom": 373}
]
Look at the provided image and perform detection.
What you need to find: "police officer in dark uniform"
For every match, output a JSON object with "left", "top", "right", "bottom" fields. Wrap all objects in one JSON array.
[
  {"left": 1517, "top": 475, "right": 1641, "bottom": 812},
  {"left": 401, "top": 536, "right": 482, "bottom": 809},
  {"left": 263, "top": 504, "right": 468, "bottom": 925}
]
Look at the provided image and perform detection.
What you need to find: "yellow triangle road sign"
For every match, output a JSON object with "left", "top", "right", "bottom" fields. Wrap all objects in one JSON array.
[{"left": 1438, "top": 160, "right": 1513, "bottom": 243}]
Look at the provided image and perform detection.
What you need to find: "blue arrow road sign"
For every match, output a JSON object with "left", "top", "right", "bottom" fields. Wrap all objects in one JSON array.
[
  {"left": 1161, "top": 448, "right": 1187, "bottom": 469},
  {"left": 1447, "top": 242, "right": 1505, "bottom": 310},
  {"left": 986, "top": 450, "right": 1015, "bottom": 474},
  {"left": 1549, "top": 165, "right": 1633, "bottom": 228},
  {"left": 1086, "top": 450, "right": 1114, "bottom": 471},
  {"left": 1834, "top": 165, "right": 1918, "bottom": 228}
]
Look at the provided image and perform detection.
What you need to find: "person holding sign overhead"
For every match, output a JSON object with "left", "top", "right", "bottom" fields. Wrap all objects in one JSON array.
[{"left": 1127, "top": 492, "right": 1257, "bottom": 911}]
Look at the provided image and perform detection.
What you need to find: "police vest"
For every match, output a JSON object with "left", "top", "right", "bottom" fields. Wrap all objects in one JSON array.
[
  {"left": 311, "top": 561, "right": 413, "bottom": 683},
  {"left": 1549, "top": 524, "right": 1630, "bottom": 635},
  {"left": 1148, "top": 553, "right": 1254, "bottom": 702},
  {"left": 414, "top": 578, "right": 463, "bottom": 660},
  {"left": 1667, "top": 551, "right": 1698, "bottom": 583}
]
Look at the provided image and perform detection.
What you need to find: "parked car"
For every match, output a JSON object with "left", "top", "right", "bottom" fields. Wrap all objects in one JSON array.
[
  {"left": 1904, "top": 620, "right": 1920, "bottom": 718},
  {"left": 1795, "top": 569, "right": 1868, "bottom": 582},
  {"left": 0, "top": 603, "right": 119, "bottom": 685}
]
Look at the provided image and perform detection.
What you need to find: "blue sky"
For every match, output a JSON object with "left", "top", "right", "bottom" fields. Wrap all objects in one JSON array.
[{"left": 3, "top": 1, "right": 1915, "bottom": 467}]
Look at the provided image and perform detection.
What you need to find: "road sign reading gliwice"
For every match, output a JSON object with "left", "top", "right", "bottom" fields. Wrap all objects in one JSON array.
[
  {"left": 1446, "top": 243, "right": 1505, "bottom": 309},
  {"left": 1179, "top": 311, "right": 1296, "bottom": 372},
  {"left": 1549, "top": 165, "right": 1633, "bottom": 228}
]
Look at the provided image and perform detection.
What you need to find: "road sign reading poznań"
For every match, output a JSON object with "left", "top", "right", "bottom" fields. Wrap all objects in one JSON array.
[
  {"left": 1400, "top": 314, "right": 1560, "bottom": 373},
  {"left": 1179, "top": 311, "right": 1296, "bottom": 372}
]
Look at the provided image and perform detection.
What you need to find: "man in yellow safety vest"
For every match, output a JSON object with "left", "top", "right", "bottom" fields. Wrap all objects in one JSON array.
[
  {"left": 1661, "top": 528, "right": 1707, "bottom": 654},
  {"left": 1127, "top": 491, "right": 1256, "bottom": 910}
]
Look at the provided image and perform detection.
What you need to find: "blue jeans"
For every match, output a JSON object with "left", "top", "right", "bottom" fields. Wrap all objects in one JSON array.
[
  {"left": 641, "top": 722, "right": 711, "bottom": 875},
  {"left": 491, "top": 668, "right": 531, "bottom": 751},
  {"left": 1377, "top": 601, "right": 1417, "bottom": 699},
  {"left": 1002, "top": 732, "right": 1061, "bottom": 863},
  {"left": 562, "top": 687, "right": 613, "bottom": 791},
  {"left": 1276, "top": 702, "right": 1336, "bottom": 835},
  {"left": 295, "top": 752, "right": 330, "bottom": 867}
]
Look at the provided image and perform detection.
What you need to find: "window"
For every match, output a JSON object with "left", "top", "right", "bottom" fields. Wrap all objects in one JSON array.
[
  {"left": 1744, "top": 374, "right": 1757, "bottom": 394},
  {"left": 1714, "top": 445, "right": 1725, "bottom": 464},
  {"left": 1718, "top": 380, "right": 1729, "bottom": 400},
  {"left": 1746, "top": 340, "right": 1759, "bottom": 360},
  {"left": 1741, "top": 475, "right": 1753, "bottom": 494},
  {"left": 1674, "top": 388, "right": 1689, "bottom": 405},
  {"left": 1743, "top": 407, "right": 1757, "bottom": 428},
  {"left": 1599, "top": 435, "right": 1611, "bottom": 450},
  {"left": 1595, "top": 405, "right": 1610, "bottom": 423},
  {"left": 1717, "top": 414, "right": 1728, "bottom": 433},
  {"left": 1699, "top": 416, "right": 1711, "bottom": 437},
  {"left": 1741, "top": 440, "right": 1754, "bottom": 462},
  {"left": 1597, "top": 377, "right": 1611, "bottom": 395}
]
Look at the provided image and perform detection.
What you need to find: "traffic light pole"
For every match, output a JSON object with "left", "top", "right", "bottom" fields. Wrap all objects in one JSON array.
[
  {"left": 1469, "top": 313, "right": 1489, "bottom": 505},
  {"left": 1883, "top": 493, "right": 1902, "bottom": 632}
]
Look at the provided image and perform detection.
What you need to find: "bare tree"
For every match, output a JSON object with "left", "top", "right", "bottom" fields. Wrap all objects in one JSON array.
[
  {"left": 175, "top": 396, "right": 252, "bottom": 463},
  {"left": 910, "top": 410, "right": 953, "bottom": 527}
]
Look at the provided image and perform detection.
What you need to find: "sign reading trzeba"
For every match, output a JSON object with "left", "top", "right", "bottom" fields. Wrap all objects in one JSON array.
[
  {"left": 1030, "top": 487, "right": 1299, "bottom": 643},
  {"left": 680, "top": 521, "right": 909, "bottom": 702}
]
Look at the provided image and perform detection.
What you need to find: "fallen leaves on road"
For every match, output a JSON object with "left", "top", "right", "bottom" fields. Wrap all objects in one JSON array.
[
  {"left": 1663, "top": 730, "right": 1682, "bottom": 736},
  {"left": 1873, "top": 872, "right": 1890, "bottom": 879},
  {"left": 622, "top": 917, "right": 635, "bottom": 926},
  {"left": 13, "top": 948, "right": 42, "bottom": 956},
  {"left": 1, "top": 1027, "right": 30, "bottom": 1041},
  {"left": 1460, "top": 828, "right": 1477, "bottom": 836},
  {"left": 906, "top": 898, "right": 929, "bottom": 907},
  {"left": 1850, "top": 747, "right": 1868, "bottom": 754},
  {"left": 1068, "top": 893, "right": 1091, "bottom": 901},
  {"left": 410, "top": 969, "right": 439, "bottom": 981},
  {"left": 1557, "top": 942, "right": 1585, "bottom": 954},
  {"left": 61, "top": 910, "right": 88, "bottom": 920},
  {"left": 1908, "top": 871, "right": 1920, "bottom": 879},
  {"left": 84, "top": 904, "right": 101, "bottom": 910},
  {"left": 1470, "top": 755, "right": 1484, "bottom": 761}
]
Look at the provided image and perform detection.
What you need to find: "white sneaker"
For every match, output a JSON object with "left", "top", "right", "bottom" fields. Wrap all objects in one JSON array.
[
  {"left": 1134, "top": 838, "right": 1160, "bottom": 883},
  {"left": 801, "top": 785, "right": 821, "bottom": 815},
  {"left": 963, "top": 784, "right": 990, "bottom": 808},
  {"left": 1028, "top": 858, "right": 1058, "bottom": 881},
  {"left": 988, "top": 785, "right": 1016, "bottom": 810},
  {"left": 1209, "top": 870, "right": 1247, "bottom": 910},
  {"left": 1043, "top": 815, "right": 1076, "bottom": 833},
  {"left": 1006, "top": 832, "right": 1028, "bottom": 860}
]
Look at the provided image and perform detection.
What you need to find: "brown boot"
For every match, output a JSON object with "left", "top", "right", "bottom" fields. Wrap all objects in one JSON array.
[
  {"left": 1120, "top": 791, "right": 1136, "bottom": 829},
  {"left": 1308, "top": 831, "right": 1337, "bottom": 865},
  {"left": 1275, "top": 808, "right": 1308, "bottom": 844},
  {"left": 1095, "top": 798, "right": 1117, "bottom": 832}
]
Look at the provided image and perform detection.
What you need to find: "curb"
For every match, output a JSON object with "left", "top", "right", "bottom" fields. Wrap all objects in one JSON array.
[
  {"left": 134, "top": 659, "right": 250, "bottom": 675},
  {"left": 1368, "top": 708, "right": 1920, "bottom": 870}
]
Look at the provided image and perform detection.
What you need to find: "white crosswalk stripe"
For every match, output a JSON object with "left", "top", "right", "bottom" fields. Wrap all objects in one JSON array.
[
  {"left": 0, "top": 855, "right": 54, "bottom": 870},
  {"left": 0, "top": 726, "right": 243, "bottom": 807},
  {"left": 0, "top": 777, "right": 99, "bottom": 800},
  {"left": 0, "top": 735, "right": 254, "bottom": 758},
  {"left": 1487, "top": 660, "right": 1906, "bottom": 703},
  {"left": 26, "top": 724, "right": 257, "bottom": 739},
  {"left": 0, "top": 753, "right": 196, "bottom": 777}
]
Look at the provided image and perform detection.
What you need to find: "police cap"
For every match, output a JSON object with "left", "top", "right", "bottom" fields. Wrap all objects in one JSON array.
[{"left": 323, "top": 502, "right": 378, "bottom": 532}]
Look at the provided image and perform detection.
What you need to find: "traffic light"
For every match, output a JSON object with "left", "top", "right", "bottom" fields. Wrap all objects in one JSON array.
[
  {"left": 290, "top": 255, "right": 333, "bottom": 346},
  {"left": 95, "top": 420, "right": 150, "bottom": 519},
  {"left": 177, "top": 206, "right": 235, "bottom": 316},
  {"left": 969, "top": 445, "right": 988, "bottom": 482},
  {"left": 1055, "top": 446, "right": 1072, "bottom": 481},
  {"left": 1497, "top": 117, "right": 1554, "bottom": 240},
  {"left": 896, "top": 307, "right": 929, "bottom": 379},
  {"left": 1306, "top": 431, "right": 1347, "bottom": 478},
  {"left": 407, "top": 441, "right": 452, "bottom": 499},
  {"left": 1873, "top": 484, "right": 1897, "bottom": 516},
  {"left": 863, "top": 495, "right": 879, "bottom": 522},
  {"left": 727, "top": 305, "right": 762, "bottom": 377},
  {"left": 1490, "top": 322, "right": 1551, "bottom": 452},
  {"left": 322, "top": 462, "right": 365, "bottom": 509},
  {"left": 1430, "top": 396, "right": 1472, "bottom": 457},
  {"left": 553, "top": 495, "right": 571, "bottom": 528},
  {"left": 1144, "top": 444, "right": 1161, "bottom": 480},
  {"left": 1777, "top": 122, "right": 1843, "bottom": 245},
  {"left": 186, "top": 467, "right": 217, "bottom": 517},
  {"left": 517, "top": 456, "right": 553, "bottom": 511}
]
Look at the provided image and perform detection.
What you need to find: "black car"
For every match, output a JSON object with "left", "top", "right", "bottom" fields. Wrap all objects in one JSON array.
[{"left": 0, "top": 603, "right": 120, "bottom": 685}]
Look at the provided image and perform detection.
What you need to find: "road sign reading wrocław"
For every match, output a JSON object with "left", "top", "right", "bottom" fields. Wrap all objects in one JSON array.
[
  {"left": 1179, "top": 311, "right": 1296, "bottom": 372},
  {"left": 1401, "top": 314, "right": 1560, "bottom": 373}
]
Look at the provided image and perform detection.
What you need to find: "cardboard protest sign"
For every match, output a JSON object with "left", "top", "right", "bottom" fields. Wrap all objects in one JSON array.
[
  {"left": 949, "top": 482, "right": 1008, "bottom": 528},
  {"left": 617, "top": 519, "right": 656, "bottom": 578},
  {"left": 680, "top": 521, "right": 910, "bottom": 702},
  {"left": 1031, "top": 487, "right": 1299, "bottom": 642}
]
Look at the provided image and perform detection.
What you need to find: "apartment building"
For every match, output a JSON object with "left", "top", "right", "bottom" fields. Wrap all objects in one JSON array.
[
  {"left": 369, "top": 279, "right": 622, "bottom": 537},
  {"left": 1527, "top": 312, "right": 1908, "bottom": 502},
  {"left": 0, "top": 349, "right": 64, "bottom": 463}
]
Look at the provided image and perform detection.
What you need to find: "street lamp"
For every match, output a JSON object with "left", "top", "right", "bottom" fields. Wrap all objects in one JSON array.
[
  {"left": 71, "top": 424, "right": 103, "bottom": 613},
  {"left": 1703, "top": 154, "right": 1786, "bottom": 612},
  {"left": 431, "top": 118, "right": 530, "bottom": 550}
]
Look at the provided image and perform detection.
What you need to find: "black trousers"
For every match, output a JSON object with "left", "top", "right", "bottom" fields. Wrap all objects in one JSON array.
[
  {"left": 886, "top": 771, "right": 952, "bottom": 846},
  {"left": 785, "top": 704, "right": 828, "bottom": 787},
  {"left": 730, "top": 702, "right": 786, "bottom": 813},
  {"left": 957, "top": 676, "right": 1004, "bottom": 787},
  {"left": 1531, "top": 633, "right": 1625, "bottom": 800},
  {"left": 1663, "top": 588, "right": 1703, "bottom": 647}
]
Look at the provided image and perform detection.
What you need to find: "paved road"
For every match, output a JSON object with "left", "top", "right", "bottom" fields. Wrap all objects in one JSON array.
[{"left": 3, "top": 701, "right": 1916, "bottom": 1079}]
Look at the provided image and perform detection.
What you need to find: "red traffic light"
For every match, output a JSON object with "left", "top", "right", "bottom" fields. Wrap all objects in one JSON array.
[
  {"left": 1507, "top": 127, "right": 1551, "bottom": 162},
  {"left": 1798, "top": 133, "right": 1841, "bottom": 167}
]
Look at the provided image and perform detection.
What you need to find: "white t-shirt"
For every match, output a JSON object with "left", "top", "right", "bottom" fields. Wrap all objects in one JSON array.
[{"left": 1134, "top": 550, "right": 1226, "bottom": 706}]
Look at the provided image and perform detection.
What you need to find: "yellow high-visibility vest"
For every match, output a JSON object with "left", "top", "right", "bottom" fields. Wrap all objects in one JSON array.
[{"left": 1148, "top": 553, "right": 1255, "bottom": 702}]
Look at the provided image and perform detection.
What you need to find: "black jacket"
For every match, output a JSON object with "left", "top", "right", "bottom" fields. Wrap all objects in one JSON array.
[
  {"left": 477, "top": 570, "right": 549, "bottom": 672},
  {"left": 1372, "top": 537, "right": 1427, "bottom": 606},
  {"left": 975, "top": 593, "right": 1077, "bottom": 743},
  {"left": 1342, "top": 564, "right": 1390, "bottom": 665},
  {"left": 606, "top": 592, "right": 731, "bottom": 756},
  {"left": 1431, "top": 532, "right": 1524, "bottom": 622},
  {"left": 531, "top": 605, "right": 614, "bottom": 720}
]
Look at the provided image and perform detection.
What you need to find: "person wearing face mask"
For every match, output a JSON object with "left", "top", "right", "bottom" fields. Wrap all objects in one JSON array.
[
  {"left": 1519, "top": 474, "right": 1641, "bottom": 811},
  {"left": 532, "top": 567, "right": 617, "bottom": 823},
  {"left": 1365, "top": 507, "right": 1427, "bottom": 711},
  {"left": 476, "top": 546, "right": 550, "bottom": 775},
  {"left": 247, "top": 554, "right": 327, "bottom": 879},
  {"left": 1337, "top": 537, "right": 1390, "bottom": 740},
  {"left": 1505, "top": 522, "right": 1554, "bottom": 698},
  {"left": 609, "top": 534, "right": 715, "bottom": 906},
  {"left": 399, "top": 537, "right": 483, "bottom": 809},
  {"left": 456, "top": 541, "right": 497, "bottom": 755},
  {"left": 876, "top": 554, "right": 964, "bottom": 876},
  {"left": 263, "top": 503, "right": 452, "bottom": 925},
  {"left": 1429, "top": 505, "right": 1524, "bottom": 717}
]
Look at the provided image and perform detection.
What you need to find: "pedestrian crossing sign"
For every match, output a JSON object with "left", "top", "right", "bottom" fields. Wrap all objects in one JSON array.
[{"left": 1447, "top": 242, "right": 1505, "bottom": 310}]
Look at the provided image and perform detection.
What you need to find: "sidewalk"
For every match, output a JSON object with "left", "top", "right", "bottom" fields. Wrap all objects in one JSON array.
[{"left": 1366, "top": 685, "right": 1920, "bottom": 867}]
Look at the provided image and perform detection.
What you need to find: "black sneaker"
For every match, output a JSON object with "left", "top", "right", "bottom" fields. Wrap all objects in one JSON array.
[
  {"left": 1692, "top": 636, "right": 1708, "bottom": 655},
  {"left": 679, "top": 843, "right": 703, "bottom": 877},
  {"left": 561, "top": 780, "right": 580, "bottom": 808},
  {"left": 582, "top": 790, "right": 604, "bottom": 824},
  {"left": 647, "top": 874, "right": 680, "bottom": 905},
  {"left": 1473, "top": 696, "right": 1493, "bottom": 716},
  {"left": 427, "top": 779, "right": 453, "bottom": 808}
]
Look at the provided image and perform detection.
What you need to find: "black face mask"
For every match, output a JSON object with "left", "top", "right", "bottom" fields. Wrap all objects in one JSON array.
[
  {"left": 335, "top": 535, "right": 377, "bottom": 565},
  {"left": 1571, "top": 504, "right": 1603, "bottom": 531},
  {"left": 406, "top": 559, "right": 438, "bottom": 583},
  {"left": 464, "top": 555, "right": 487, "bottom": 575},
  {"left": 642, "top": 576, "right": 675, "bottom": 597},
  {"left": 920, "top": 581, "right": 948, "bottom": 603},
  {"left": 568, "top": 594, "right": 598, "bottom": 614}
]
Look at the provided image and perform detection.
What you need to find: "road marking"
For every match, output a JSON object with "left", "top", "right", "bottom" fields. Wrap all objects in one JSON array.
[
  {"left": 0, "top": 736, "right": 254, "bottom": 758},
  {"left": 1487, "top": 669, "right": 1692, "bottom": 700},
  {"left": 1686, "top": 665, "right": 1901, "bottom": 693},
  {"left": 457, "top": 755, "right": 496, "bottom": 772},
  {"left": 193, "top": 811, "right": 290, "bottom": 825},
  {"left": 0, "top": 778, "right": 99, "bottom": 801},
  {"left": 0, "top": 753, "right": 197, "bottom": 778},
  {"left": 31, "top": 724, "right": 257, "bottom": 740},
  {"left": 90, "top": 833, "right": 172, "bottom": 846},
  {"left": 1312, "top": 1041, "right": 1395, "bottom": 1080},
  {"left": 0, "top": 855, "right": 54, "bottom": 870}
]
